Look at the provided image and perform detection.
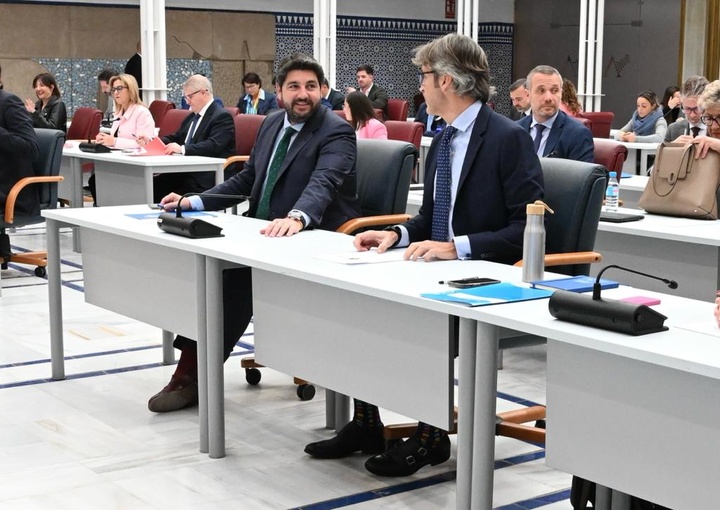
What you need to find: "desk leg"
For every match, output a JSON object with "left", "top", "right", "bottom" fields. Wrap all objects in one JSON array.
[
  {"left": 470, "top": 321, "right": 499, "bottom": 510},
  {"left": 457, "top": 318, "right": 477, "bottom": 510},
  {"left": 145, "top": 171, "right": 154, "bottom": 206},
  {"left": 206, "top": 257, "right": 226, "bottom": 458},
  {"left": 47, "top": 219, "right": 66, "bottom": 380},
  {"left": 70, "top": 158, "right": 83, "bottom": 253},
  {"left": 161, "top": 330, "right": 175, "bottom": 365},
  {"left": 194, "top": 255, "right": 209, "bottom": 454},
  {"left": 596, "top": 485, "right": 612, "bottom": 510},
  {"left": 215, "top": 167, "right": 224, "bottom": 186}
]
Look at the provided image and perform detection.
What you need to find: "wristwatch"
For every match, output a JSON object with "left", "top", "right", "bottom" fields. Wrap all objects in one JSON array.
[{"left": 287, "top": 210, "right": 307, "bottom": 230}]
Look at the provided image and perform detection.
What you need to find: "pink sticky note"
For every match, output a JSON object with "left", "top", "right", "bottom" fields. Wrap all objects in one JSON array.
[{"left": 620, "top": 296, "right": 661, "bottom": 306}]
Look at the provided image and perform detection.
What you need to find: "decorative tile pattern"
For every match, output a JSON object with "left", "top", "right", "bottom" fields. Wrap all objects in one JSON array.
[{"left": 276, "top": 15, "right": 514, "bottom": 118}]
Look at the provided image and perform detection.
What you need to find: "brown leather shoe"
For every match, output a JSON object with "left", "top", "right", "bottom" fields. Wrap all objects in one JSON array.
[{"left": 148, "top": 374, "right": 198, "bottom": 413}]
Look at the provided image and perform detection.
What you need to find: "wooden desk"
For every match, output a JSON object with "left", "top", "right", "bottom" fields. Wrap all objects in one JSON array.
[
  {"left": 59, "top": 145, "right": 225, "bottom": 207},
  {"left": 546, "top": 304, "right": 720, "bottom": 509}
]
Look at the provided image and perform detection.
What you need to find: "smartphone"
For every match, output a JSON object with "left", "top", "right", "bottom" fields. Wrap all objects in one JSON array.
[{"left": 447, "top": 277, "right": 501, "bottom": 289}]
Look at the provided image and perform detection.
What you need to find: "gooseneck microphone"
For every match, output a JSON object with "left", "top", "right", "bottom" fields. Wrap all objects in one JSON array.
[
  {"left": 157, "top": 192, "right": 251, "bottom": 239},
  {"left": 592, "top": 264, "right": 678, "bottom": 300},
  {"left": 547, "top": 264, "right": 676, "bottom": 336}
]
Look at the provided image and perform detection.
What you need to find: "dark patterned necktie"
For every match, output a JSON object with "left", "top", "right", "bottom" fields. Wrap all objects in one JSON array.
[
  {"left": 185, "top": 113, "right": 200, "bottom": 143},
  {"left": 431, "top": 126, "right": 458, "bottom": 241},
  {"left": 533, "top": 124, "right": 546, "bottom": 155},
  {"left": 256, "top": 127, "right": 295, "bottom": 220},
  {"left": 691, "top": 126, "right": 700, "bottom": 138}
]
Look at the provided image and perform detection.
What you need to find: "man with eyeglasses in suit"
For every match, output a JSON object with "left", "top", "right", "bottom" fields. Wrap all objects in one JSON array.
[{"left": 665, "top": 75, "right": 709, "bottom": 142}]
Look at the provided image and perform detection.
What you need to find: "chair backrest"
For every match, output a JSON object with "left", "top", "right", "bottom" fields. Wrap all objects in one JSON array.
[
  {"left": 540, "top": 158, "right": 606, "bottom": 276},
  {"left": 355, "top": 139, "right": 417, "bottom": 217},
  {"left": 581, "top": 111, "right": 615, "bottom": 138},
  {"left": 148, "top": 100, "right": 176, "bottom": 127},
  {"left": 224, "top": 106, "right": 240, "bottom": 117},
  {"left": 234, "top": 114, "right": 265, "bottom": 157},
  {"left": 33, "top": 128, "right": 66, "bottom": 211},
  {"left": 387, "top": 98, "right": 409, "bottom": 121},
  {"left": 66, "top": 107, "right": 102, "bottom": 140},
  {"left": 593, "top": 139, "right": 628, "bottom": 174},
  {"left": 385, "top": 120, "right": 424, "bottom": 150},
  {"left": 158, "top": 108, "right": 193, "bottom": 137},
  {"left": 578, "top": 117, "right": 593, "bottom": 132}
]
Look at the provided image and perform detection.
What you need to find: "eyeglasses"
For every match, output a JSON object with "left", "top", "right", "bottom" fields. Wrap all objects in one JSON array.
[
  {"left": 682, "top": 106, "right": 701, "bottom": 114},
  {"left": 417, "top": 70, "right": 435, "bottom": 85},
  {"left": 183, "top": 89, "right": 205, "bottom": 102},
  {"left": 110, "top": 86, "right": 127, "bottom": 94},
  {"left": 701, "top": 115, "right": 720, "bottom": 127}
]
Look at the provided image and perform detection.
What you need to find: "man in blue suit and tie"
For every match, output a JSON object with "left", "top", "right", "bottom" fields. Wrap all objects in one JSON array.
[{"left": 518, "top": 65, "right": 594, "bottom": 163}]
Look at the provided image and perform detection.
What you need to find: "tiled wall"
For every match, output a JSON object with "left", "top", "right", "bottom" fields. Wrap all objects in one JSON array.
[{"left": 35, "top": 13, "right": 513, "bottom": 119}]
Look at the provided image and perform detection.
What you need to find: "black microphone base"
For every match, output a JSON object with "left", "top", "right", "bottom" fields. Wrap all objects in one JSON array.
[
  {"left": 157, "top": 213, "right": 224, "bottom": 239},
  {"left": 548, "top": 290, "right": 668, "bottom": 336}
]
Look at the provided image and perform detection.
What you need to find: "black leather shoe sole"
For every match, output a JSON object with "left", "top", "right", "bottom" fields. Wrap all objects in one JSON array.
[
  {"left": 305, "top": 421, "right": 384, "bottom": 459},
  {"left": 365, "top": 435, "right": 451, "bottom": 477}
]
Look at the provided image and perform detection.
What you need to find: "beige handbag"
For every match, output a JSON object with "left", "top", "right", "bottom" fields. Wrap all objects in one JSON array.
[{"left": 639, "top": 142, "right": 720, "bottom": 220}]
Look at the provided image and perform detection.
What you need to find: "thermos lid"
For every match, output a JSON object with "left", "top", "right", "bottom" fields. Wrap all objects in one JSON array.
[{"left": 526, "top": 200, "right": 554, "bottom": 216}]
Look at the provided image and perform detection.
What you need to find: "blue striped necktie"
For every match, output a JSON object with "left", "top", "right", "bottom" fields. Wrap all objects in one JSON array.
[{"left": 431, "top": 126, "right": 457, "bottom": 242}]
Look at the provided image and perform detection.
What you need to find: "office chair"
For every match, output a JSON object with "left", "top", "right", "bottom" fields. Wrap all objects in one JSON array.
[
  {"left": 224, "top": 106, "right": 240, "bottom": 117},
  {"left": 157, "top": 109, "right": 192, "bottom": 138},
  {"left": 66, "top": 107, "right": 102, "bottom": 141},
  {"left": 224, "top": 114, "right": 265, "bottom": 179},
  {"left": 385, "top": 120, "right": 424, "bottom": 151},
  {"left": 387, "top": 99, "right": 410, "bottom": 121},
  {"left": 578, "top": 116, "right": 593, "bottom": 133},
  {"left": 0, "top": 128, "right": 65, "bottom": 280},
  {"left": 241, "top": 139, "right": 418, "bottom": 399},
  {"left": 382, "top": 158, "right": 607, "bottom": 445},
  {"left": 593, "top": 139, "right": 628, "bottom": 174},
  {"left": 148, "top": 100, "right": 176, "bottom": 127},
  {"left": 581, "top": 111, "right": 615, "bottom": 139}
]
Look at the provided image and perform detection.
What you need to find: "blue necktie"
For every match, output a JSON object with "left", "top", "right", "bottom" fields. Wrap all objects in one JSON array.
[
  {"left": 256, "top": 127, "right": 295, "bottom": 220},
  {"left": 533, "top": 124, "right": 546, "bottom": 156},
  {"left": 431, "top": 126, "right": 457, "bottom": 242},
  {"left": 185, "top": 113, "right": 200, "bottom": 144}
]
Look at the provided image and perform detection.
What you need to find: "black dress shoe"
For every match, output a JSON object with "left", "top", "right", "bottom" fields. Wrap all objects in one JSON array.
[
  {"left": 305, "top": 421, "right": 384, "bottom": 459},
  {"left": 365, "top": 435, "right": 451, "bottom": 477}
]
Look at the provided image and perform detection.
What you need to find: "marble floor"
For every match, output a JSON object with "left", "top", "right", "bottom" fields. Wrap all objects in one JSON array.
[{"left": 0, "top": 222, "right": 576, "bottom": 510}]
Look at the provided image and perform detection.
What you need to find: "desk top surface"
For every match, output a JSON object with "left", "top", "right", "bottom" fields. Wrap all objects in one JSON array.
[
  {"left": 598, "top": 207, "right": 720, "bottom": 246},
  {"left": 44, "top": 205, "right": 720, "bottom": 378},
  {"left": 62, "top": 144, "right": 225, "bottom": 167}
]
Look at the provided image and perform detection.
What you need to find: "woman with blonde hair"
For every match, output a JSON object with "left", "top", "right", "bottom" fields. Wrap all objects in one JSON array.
[{"left": 95, "top": 73, "right": 155, "bottom": 149}]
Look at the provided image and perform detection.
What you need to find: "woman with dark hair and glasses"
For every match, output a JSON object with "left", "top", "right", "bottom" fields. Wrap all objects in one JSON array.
[
  {"left": 615, "top": 90, "right": 667, "bottom": 143},
  {"left": 24, "top": 72, "right": 67, "bottom": 132}
]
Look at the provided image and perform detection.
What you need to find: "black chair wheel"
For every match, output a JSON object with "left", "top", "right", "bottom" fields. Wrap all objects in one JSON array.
[
  {"left": 245, "top": 367, "right": 262, "bottom": 385},
  {"left": 34, "top": 266, "right": 47, "bottom": 277},
  {"left": 296, "top": 383, "right": 316, "bottom": 401},
  {"left": 1, "top": 262, "right": 8, "bottom": 270},
  {"left": 535, "top": 419, "right": 546, "bottom": 429}
]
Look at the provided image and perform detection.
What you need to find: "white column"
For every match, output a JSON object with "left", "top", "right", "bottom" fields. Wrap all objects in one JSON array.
[
  {"left": 577, "top": 0, "right": 605, "bottom": 112},
  {"left": 139, "top": 0, "right": 168, "bottom": 103},
  {"left": 456, "top": 0, "right": 478, "bottom": 40},
  {"left": 313, "top": 0, "right": 337, "bottom": 87}
]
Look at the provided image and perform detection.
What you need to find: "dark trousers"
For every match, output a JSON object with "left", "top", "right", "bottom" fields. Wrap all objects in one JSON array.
[
  {"left": 173, "top": 267, "right": 253, "bottom": 360},
  {"left": 153, "top": 172, "right": 213, "bottom": 203}
]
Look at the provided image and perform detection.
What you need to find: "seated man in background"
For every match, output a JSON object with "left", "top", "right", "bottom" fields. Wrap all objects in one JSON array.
[
  {"left": 665, "top": 75, "right": 709, "bottom": 142},
  {"left": 149, "top": 55, "right": 360, "bottom": 413},
  {"left": 346, "top": 64, "right": 389, "bottom": 118},
  {"left": 0, "top": 85, "right": 40, "bottom": 263},
  {"left": 305, "top": 33, "right": 544, "bottom": 477},
  {"left": 415, "top": 101, "right": 446, "bottom": 137},
  {"left": 143, "top": 74, "right": 235, "bottom": 201},
  {"left": 508, "top": 78, "right": 531, "bottom": 120},
  {"left": 518, "top": 65, "right": 594, "bottom": 163},
  {"left": 321, "top": 78, "right": 344, "bottom": 110},
  {"left": 97, "top": 68, "right": 117, "bottom": 126}
]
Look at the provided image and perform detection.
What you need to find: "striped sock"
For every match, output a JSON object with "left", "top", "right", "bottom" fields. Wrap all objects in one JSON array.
[
  {"left": 353, "top": 399, "right": 383, "bottom": 428},
  {"left": 414, "top": 421, "right": 445, "bottom": 447}
]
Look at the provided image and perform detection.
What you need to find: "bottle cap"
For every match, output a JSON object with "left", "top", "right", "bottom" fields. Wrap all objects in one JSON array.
[
  {"left": 609, "top": 171, "right": 617, "bottom": 178},
  {"left": 526, "top": 199, "right": 554, "bottom": 216}
]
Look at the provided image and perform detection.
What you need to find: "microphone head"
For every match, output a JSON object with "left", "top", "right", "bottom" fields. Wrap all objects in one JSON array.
[{"left": 668, "top": 280, "right": 678, "bottom": 289}]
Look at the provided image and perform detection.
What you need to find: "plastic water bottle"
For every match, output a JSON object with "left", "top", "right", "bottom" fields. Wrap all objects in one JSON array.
[
  {"left": 605, "top": 171, "right": 620, "bottom": 212},
  {"left": 522, "top": 200, "right": 554, "bottom": 283}
]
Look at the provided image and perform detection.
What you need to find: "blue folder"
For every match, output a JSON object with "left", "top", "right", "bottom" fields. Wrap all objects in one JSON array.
[{"left": 421, "top": 282, "right": 552, "bottom": 307}]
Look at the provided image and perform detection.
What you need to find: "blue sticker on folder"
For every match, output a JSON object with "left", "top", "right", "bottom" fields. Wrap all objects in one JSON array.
[{"left": 421, "top": 282, "right": 552, "bottom": 307}]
